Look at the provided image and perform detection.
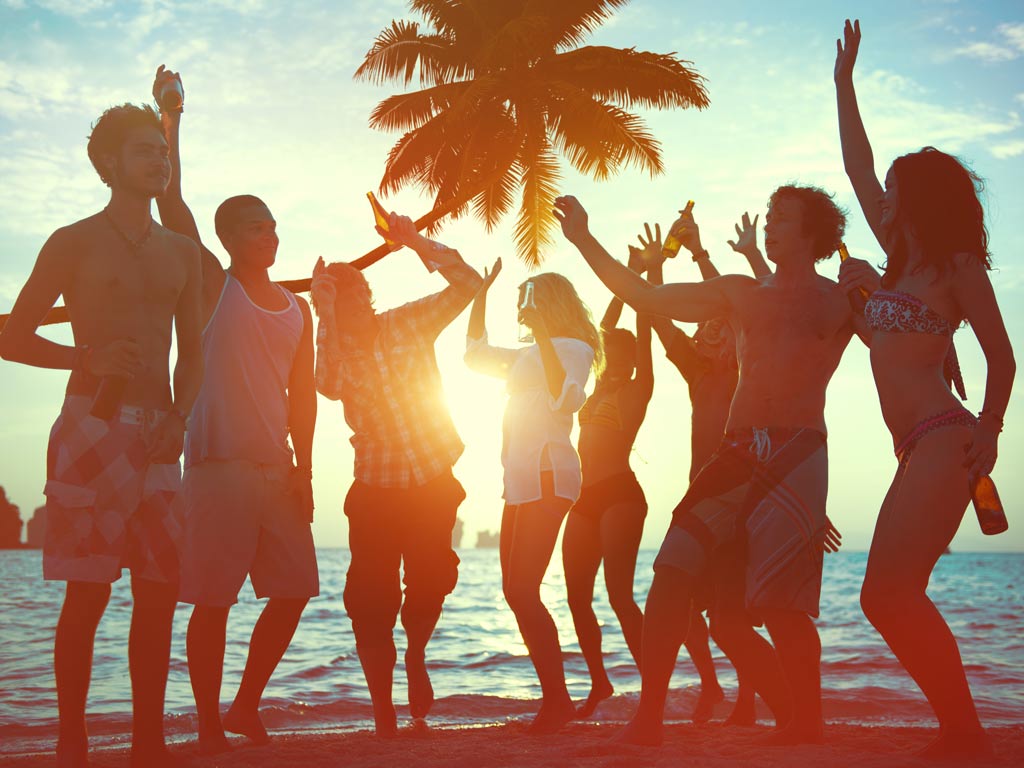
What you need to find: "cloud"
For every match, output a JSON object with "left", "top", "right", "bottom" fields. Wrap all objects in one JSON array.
[
  {"left": 953, "top": 20, "right": 1024, "bottom": 62},
  {"left": 991, "top": 140, "right": 1024, "bottom": 159}
]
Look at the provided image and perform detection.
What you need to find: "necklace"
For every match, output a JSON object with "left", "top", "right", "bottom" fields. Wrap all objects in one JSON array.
[{"left": 104, "top": 208, "right": 153, "bottom": 253}]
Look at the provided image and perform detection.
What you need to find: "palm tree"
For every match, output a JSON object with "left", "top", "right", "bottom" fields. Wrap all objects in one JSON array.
[{"left": 356, "top": 0, "right": 709, "bottom": 266}]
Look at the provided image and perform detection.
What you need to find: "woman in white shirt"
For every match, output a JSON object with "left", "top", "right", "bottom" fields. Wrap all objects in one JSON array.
[{"left": 465, "top": 259, "right": 602, "bottom": 734}]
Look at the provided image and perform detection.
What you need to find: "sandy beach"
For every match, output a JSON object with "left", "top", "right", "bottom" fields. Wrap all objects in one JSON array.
[{"left": 3, "top": 723, "right": 1022, "bottom": 768}]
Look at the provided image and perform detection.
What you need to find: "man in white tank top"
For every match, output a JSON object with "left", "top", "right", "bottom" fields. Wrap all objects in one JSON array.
[{"left": 153, "top": 67, "right": 318, "bottom": 755}]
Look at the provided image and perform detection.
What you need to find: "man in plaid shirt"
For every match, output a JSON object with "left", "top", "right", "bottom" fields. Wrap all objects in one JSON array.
[{"left": 312, "top": 213, "right": 481, "bottom": 735}]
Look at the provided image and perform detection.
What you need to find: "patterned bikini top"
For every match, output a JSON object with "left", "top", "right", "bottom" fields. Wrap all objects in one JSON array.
[
  {"left": 579, "top": 385, "right": 624, "bottom": 431},
  {"left": 863, "top": 289, "right": 966, "bottom": 400}
]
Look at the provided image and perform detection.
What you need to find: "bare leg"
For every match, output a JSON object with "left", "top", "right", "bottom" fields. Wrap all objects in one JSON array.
[
  {"left": 401, "top": 595, "right": 444, "bottom": 720},
  {"left": 615, "top": 567, "right": 693, "bottom": 746},
  {"left": 187, "top": 604, "right": 232, "bottom": 754},
  {"left": 128, "top": 577, "right": 178, "bottom": 766},
  {"left": 710, "top": 612, "right": 787, "bottom": 726},
  {"left": 759, "top": 609, "right": 822, "bottom": 745},
  {"left": 683, "top": 611, "right": 724, "bottom": 723},
  {"left": 861, "top": 430, "right": 989, "bottom": 758},
  {"left": 600, "top": 503, "right": 645, "bottom": 670},
  {"left": 503, "top": 498, "right": 575, "bottom": 734},
  {"left": 55, "top": 581, "right": 111, "bottom": 768},
  {"left": 562, "top": 511, "right": 611, "bottom": 717},
  {"left": 224, "top": 597, "right": 308, "bottom": 744}
]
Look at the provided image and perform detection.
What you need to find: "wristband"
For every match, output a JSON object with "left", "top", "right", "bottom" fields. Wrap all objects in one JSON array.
[
  {"left": 72, "top": 344, "right": 92, "bottom": 374},
  {"left": 978, "top": 410, "right": 1004, "bottom": 431},
  {"left": 692, "top": 249, "right": 710, "bottom": 263}
]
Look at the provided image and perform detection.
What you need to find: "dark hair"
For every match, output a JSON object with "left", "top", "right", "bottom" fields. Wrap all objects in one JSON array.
[
  {"left": 885, "top": 147, "right": 991, "bottom": 283},
  {"left": 214, "top": 195, "right": 268, "bottom": 243},
  {"left": 768, "top": 184, "right": 847, "bottom": 262},
  {"left": 601, "top": 327, "right": 636, "bottom": 375},
  {"left": 86, "top": 104, "right": 162, "bottom": 187}
]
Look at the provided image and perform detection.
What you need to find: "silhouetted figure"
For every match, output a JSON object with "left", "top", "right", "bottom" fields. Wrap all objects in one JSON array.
[
  {"left": 0, "top": 487, "right": 22, "bottom": 548},
  {"left": 465, "top": 263, "right": 602, "bottom": 734},
  {"left": 642, "top": 209, "right": 772, "bottom": 726},
  {"left": 562, "top": 246, "right": 652, "bottom": 719},
  {"left": 313, "top": 214, "right": 481, "bottom": 736},
  {"left": 835, "top": 19, "right": 1015, "bottom": 759},
  {"left": 152, "top": 66, "right": 319, "bottom": 756},
  {"left": 556, "top": 189, "right": 857, "bottom": 747},
  {"left": 0, "top": 100, "right": 203, "bottom": 767},
  {"left": 26, "top": 505, "right": 46, "bottom": 549}
]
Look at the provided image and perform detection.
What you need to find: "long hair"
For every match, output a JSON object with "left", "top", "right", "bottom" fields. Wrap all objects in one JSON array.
[
  {"left": 884, "top": 147, "right": 991, "bottom": 284},
  {"left": 525, "top": 273, "right": 604, "bottom": 375}
]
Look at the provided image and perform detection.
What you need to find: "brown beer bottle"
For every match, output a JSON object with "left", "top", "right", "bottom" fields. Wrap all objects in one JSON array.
[
  {"left": 90, "top": 377, "right": 127, "bottom": 421},
  {"left": 662, "top": 200, "right": 695, "bottom": 258},
  {"left": 367, "top": 191, "right": 397, "bottom": 249},
  {"left": 971, "top": 474, "right": 1008, "bottom": 535},
  {"left": 838, "top": 242, "right": 870, "bottom": 313}
]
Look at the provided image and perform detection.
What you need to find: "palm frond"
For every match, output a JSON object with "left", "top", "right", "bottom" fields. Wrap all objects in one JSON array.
[
  {"left": 513, "top": 128, "right": 562, "bottom": 266},
  {"left": 354, "top": 20, "right": 467, "bottom": 86},
  {"left": 534, "top": 0, "right": 631, "bottom": 51},
  {"left": 368, "top": 81, "right": 471, "bottom": 132},
  {"left": 541, "top": 46, "right": 709, "bottom": 110}
]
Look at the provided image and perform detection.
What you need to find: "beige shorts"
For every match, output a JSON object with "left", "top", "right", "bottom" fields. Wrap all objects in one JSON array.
[{"left": 179, "top": 460, "right": 319, "bottom": 607}]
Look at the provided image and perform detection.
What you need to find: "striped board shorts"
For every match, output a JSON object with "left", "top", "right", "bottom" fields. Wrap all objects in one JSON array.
[
  {"left": 42, "top": 395, "right": 183, "bottom": 585},
  {"left": 655, "top": 426, "right": 828, "bottom": 618}
]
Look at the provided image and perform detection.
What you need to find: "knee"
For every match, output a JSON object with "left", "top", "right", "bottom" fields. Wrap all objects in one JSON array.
[
  {"left": 860, "top": 579, "right": 916, "bottom": 629},
  {"left": 606, "top": 584, "right": 638, "bottom": 619},
  {"left": 503, "top": 579, "right": 541, "bottom": 616},
  {"left": 61, "top": 582, "right": 112, "bottom": 626}
]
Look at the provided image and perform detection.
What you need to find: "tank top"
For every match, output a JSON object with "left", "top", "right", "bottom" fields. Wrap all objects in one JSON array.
[{"left": 185, "top": 274, "right": 302, "bottom": 468}]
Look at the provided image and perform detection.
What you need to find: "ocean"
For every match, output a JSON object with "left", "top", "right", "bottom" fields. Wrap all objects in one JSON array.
[{"left": 0, "top": 549, "right": 1021, "bottom": 755}]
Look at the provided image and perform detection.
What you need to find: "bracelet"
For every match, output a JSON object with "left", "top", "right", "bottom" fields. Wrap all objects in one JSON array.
[
  {"left": 691, "top": 249, "right": 710, "bottom": 263},
  {"left": 978, "top": 410, "right": 1004, "bottom": 431},
  {"left": 292, "top": 465, "right": 313, "bottom": 479}
]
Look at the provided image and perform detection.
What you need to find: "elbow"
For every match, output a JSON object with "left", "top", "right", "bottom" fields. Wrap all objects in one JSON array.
[{"left": 0, "top": 331, "right": 20, "bottom": 362}]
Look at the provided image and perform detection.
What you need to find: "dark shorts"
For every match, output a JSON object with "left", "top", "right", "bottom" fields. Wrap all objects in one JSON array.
[
  {"left": 570, "top": 470, "right": 647, "bottom": 522},
  {"left": 655, "top": 427, "right": 828, "bottom": 618}
]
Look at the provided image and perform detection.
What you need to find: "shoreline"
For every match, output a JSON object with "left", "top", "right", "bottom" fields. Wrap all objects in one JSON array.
[{"left": 2, "top": 722, "right": 1022, "bottom": 767}]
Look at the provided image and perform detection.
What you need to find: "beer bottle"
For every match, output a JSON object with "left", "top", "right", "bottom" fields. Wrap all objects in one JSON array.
[
  {"left": 838, "top": 242, "right": 870, "bottom": 313},
  {"left": 367, "top": 191, "right": 397, "bottom": 249},
  {"left": 662, "top": 200, "right": 695, "bottom": 258},
  {"left": 90, "top": 377, "right": 127, "bottom": 421},
  {"left": 971, "top": 474, "right": 1008, "bottom": 535},
  {"left": 158, "top": 79, "right": 184, "bottom": 113}
]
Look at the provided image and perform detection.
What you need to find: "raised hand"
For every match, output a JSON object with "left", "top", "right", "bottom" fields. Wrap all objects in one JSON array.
[
  {"left": 627, "top": 245, "right": 646, "bottom": 274},
  {"left": 480, "top": 257, "right": 502, "bottom": 292},
  {"left": 152, "top": 64, "right": 184, "bottom": 108},
  {"left": 668, "top": 203, "right": 702, "bottom": 254},
  {"left": 727, "top": 212, "right": 760, "bottom": 257},
  {"left": 637, "top": 222, "right": 664, "bottom": 269},
  {"left": 519, "top": 304, "right": 549, "bottom": 340},
  {"left": 310, "top": 256, "right": 338, "bottom": 312},
  {"left": 553, "top": 196, "right": 591, "bottom": 244},
  {"left": 835, "top": 18, "right": 861, "bottom": 84}
]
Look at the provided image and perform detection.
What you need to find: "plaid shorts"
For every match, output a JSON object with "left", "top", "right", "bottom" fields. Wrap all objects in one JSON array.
[{"left": 43, "top": 396, "right": 183, "bottom": 584}]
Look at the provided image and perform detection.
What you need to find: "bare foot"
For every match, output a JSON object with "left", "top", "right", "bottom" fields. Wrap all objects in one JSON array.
[
  {"left": 611, "top": 717, "right": 663, "bottom": 747},
  {"left": 223, "top": 704, "right": 270, "bottom": 745},
  {"left": 754, "top": 720, "right": 824, "bottom": 746},
  {"left": 405, "top": 652, "right": 434, "bottom": 719},
  {"left": 372, "top": 702, "right": 399, "bottom": 738},
  {"left": 527, "top": 698, "right": 576, "bottom": 735},
  {"left": 196, "top": 730, "right": 232, "bottom": 756},
  {"left": 129, "top": 745, "right": 193, "bottom": 767},
  {"left": 691, "top": 684, "right": 725, "bottom": 724},
  {"left": 56, "top": 734, "right": 89, "bottom": 768},
  {"left": 722, "top": 701, "right": 757, "bottom": 727},
  {"left": 916, "top": 729, "right": 992, "bottom": 760},
  {"left": 576, "top": 680, "right": 614, "bottom": 718},
  {"left": 403, "top": 718, "right": 432, "bottom": 738}
]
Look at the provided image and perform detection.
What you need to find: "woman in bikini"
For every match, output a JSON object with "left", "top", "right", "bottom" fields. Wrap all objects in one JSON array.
[
  {"left": 835, "top": 19, "right": 1015, "bottom": 758},
  {"left": 561, "top": 245, "right": 652, "bottom": 718},
  {"left": 465, "top": 260, "right": 602, "bottom": 734}
]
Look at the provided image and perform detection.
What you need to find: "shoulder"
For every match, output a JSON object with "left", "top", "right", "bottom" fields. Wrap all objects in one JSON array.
[
  {"left": 293, "top": 292, "right": 313, "bottom": 320},
  {"left": 153, "top": 222, "right": 201, "bottom": 258},
  {"left": 554, "top": 337, "right": 594, "bottom": 353}
]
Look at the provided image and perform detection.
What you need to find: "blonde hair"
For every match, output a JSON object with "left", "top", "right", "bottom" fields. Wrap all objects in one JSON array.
[
  {"left": 311, "top": 261, "right": 374, "bottom": 316},
  {"left": 523, "top": 272, "right": 604, "bottom": 376}
]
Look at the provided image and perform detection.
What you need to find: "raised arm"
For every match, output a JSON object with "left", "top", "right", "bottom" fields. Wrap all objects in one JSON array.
[
  {"left": 727, "top": 212, "right": 772, "bottom": 278},
  {"left": 555, "top": 196, "right": 743, "bottom": 323},
  {"left": 152, "top": 65, "right": 226, "bottom": 307},
  {"left": 953, "top": 257, "right": 1016, "bottom": 478},
  {"left": 835, "top": 20, "right": 887, "bottom": 249},
  {"left": 311, "top": 258, "right": 344, "bottom": 400}
]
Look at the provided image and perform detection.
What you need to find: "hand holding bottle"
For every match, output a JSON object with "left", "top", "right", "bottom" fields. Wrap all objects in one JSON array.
[{"left": 152, "top": 64, "right": 184, "bottom": 113}]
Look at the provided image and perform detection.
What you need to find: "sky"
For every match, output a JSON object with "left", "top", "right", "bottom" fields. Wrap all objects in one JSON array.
[{"left": 0, "top": 0, "right": 1022, "bottom": 553}]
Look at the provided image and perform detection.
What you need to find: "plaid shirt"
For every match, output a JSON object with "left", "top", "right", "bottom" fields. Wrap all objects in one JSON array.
[{"left": 316, "top": 262, "right": 481, "bottom": 488}]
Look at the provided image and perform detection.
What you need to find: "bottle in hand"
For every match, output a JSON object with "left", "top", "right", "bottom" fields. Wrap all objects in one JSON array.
[
  {"left": 971, "top": 474, "right": 1008, "bottom": 535},
  {"left": 90, "top": 377, "right": 127, "bottom": 421},
  {"left": 367, "top": 191, "right": 397, "bottom": 249},
  {"left": 158, "top": 79, "right": 184, "bottom": 112},
  {"left": 838, "top": 242, "right": 870, "bottom": 313},
  {"left": 662, "top": 200, "right": 695, "bottom": 258},
  {"left": 518, "top": 281, "right": 536, "bottom": 343}
]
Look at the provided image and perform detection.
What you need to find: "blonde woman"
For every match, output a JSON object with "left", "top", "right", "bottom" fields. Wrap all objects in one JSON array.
[{"left": 465, "top": 260, "right": 602, "bottom": 734}]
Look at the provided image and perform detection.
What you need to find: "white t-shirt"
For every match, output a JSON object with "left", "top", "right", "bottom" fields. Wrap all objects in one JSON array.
[{"left": 465, "top": 334, "right": 594, "bottom": 504}]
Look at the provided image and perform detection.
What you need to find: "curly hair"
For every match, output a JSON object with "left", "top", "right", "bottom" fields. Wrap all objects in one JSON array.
[
  {"left": 524, "top": 273, "right": 604, "bottom": 375},
  {"left": 768, "top": 184, "right": 847, "bottom": 262},
  {"left": 86, "top": 103, "right": 162, "bottom": 187},
  {"left": 310, "top": 261, "right": 374, "bottom": 316},
  {"left": 884, "top": 147, "right": 991, "bottom": 283}
]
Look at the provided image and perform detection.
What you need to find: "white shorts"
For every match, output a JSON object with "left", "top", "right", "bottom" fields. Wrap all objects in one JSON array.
[{"left": 179, "top": 460, "right": 319, "bottom": 607}]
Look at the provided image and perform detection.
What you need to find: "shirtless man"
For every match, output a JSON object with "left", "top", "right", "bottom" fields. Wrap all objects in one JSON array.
[
  {"left": 0, "top": 103, "right": 203, "bottom": 766},
  {"left": 555, "top": 187, "right": 855, "bottom": 746},
  {"left": 152, "top": 66, "right": 318, "bottom": 754}
]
